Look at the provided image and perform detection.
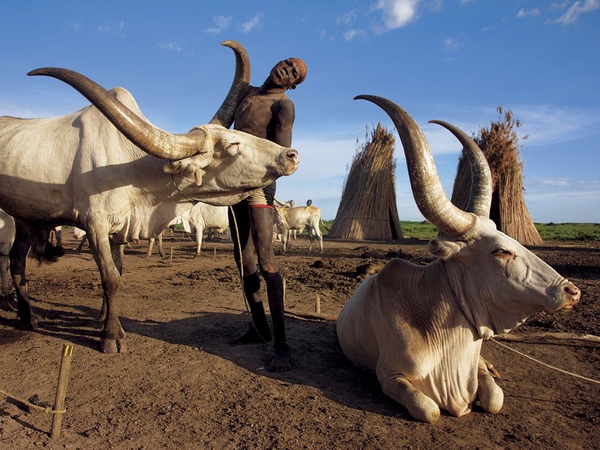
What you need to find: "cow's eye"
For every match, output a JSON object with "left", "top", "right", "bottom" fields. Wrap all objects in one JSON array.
[{"left": 492, "top": 248, "right": 514, "bottom": 260}]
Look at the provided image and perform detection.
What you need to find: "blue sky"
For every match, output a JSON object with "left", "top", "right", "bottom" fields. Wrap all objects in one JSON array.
[{"left": 1, "top": 1, "right": 599, "bottom": 222}]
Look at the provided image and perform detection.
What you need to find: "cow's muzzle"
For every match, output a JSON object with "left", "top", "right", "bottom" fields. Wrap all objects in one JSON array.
[
  {"left": 555, "top": 280, "right": 581, "bottom": 312},
  {"left": 281, "top": 149, "right": 300, "bottom": 175}
]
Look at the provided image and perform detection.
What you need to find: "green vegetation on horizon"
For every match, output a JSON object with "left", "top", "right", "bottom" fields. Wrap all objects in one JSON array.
[{"left": 321, "top": 220, "right": 600, "bottom": 242}]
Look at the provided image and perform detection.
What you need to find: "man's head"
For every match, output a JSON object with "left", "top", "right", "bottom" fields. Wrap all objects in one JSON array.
[{"left": 270, "top": 58, "right": 307, "bottom": 90}]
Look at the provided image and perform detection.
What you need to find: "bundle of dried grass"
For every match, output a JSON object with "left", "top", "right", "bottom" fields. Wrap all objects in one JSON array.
[
  {"left": 329, "top": 123, "right": 403, "bottom": 241},
  {"left": 450, "top": 107, "right": 542, "bottom": 245}
]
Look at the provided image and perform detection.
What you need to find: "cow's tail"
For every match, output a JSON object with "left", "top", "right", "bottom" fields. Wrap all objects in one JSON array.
[
  {"left": 319, "top": 218, "right": 330, "bottom": 232},
  {"left": 29, "top": 241, "right": 64, "bottom": 265}
]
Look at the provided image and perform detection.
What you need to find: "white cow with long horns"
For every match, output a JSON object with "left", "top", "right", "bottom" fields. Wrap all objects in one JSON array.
[
  {"left": 336, "top": 95, "right": 581, "bottom": 423},
  {"left": 0, "top": 41, "right": 300, "bottom": 353}
]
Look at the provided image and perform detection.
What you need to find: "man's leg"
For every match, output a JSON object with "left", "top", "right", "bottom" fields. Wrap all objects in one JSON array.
[
  {"left": 249, "top": 205, "right": 291, "bottom": 372},
  {"left": 228, "top": 203, "right": 272, "bottom": 344}
]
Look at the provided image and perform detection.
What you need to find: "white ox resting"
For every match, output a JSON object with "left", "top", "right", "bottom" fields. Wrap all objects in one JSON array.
[
  {"left": 0, "top": 41, "right": 299, "bottom": 353},
  {"left": 275, "top": 205, "right": 324, "bottom": 253},
  {"left": 180, "top": 202, "right": 229, "bottom": 256},
  {"left": 336, "top": 96, "right": 581, "bottom": 423},
  {"left": 0, "top": 208, "right": 15, "bottom": 301}
]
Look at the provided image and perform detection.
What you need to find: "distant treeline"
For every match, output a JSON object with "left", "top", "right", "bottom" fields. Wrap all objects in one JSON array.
[{"left": 320, "top": 220, "right": 600, "bottom": 242}]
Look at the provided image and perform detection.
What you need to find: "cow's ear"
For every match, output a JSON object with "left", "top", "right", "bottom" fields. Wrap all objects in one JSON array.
[
  {"left": 163, "top": 155, "right": 211, "bottom": 185},
  {"left": 428, "top": 237, "right": 463, "bottom": 260}
]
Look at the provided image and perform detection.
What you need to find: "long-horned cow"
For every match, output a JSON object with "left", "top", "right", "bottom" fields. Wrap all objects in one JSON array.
[
  {"left": 180, "top": 202, "right": 229, "bottom": 256},
  {"left": 0, "top": 41, "right": 300, "bottom": 353},
  {"left": 275, "top": 205, "right": 324, "bottom": 253},
  {"left": 336, "top": 95, "right": 580, "bottom": 423}
]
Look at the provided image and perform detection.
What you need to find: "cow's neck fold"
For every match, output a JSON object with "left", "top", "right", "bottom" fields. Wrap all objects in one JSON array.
[
  {"left": 170, "top": 171, "right": 200, "bottom": 205},
  {"left": 440, "top": 260, "right": 483, "bottom": 339}
]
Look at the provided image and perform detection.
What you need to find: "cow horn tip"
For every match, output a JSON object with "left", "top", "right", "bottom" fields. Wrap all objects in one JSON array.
[
  {"left": 28, "top": 68, "right": 47, "bottom": 76},
  {"left": 221, "top": 40, "right": 241, "bottom": 49},
  {"left": 428, "top": 119, "right": 446, "bottom": 126}
]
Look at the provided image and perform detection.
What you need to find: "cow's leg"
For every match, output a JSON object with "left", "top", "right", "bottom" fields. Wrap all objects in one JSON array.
[
  {"left": 147, "top": 238, "right": 155, "bottom": 258},
  {"left": 194, "top": 225, "right": 204, "bottom": 257},
  {"left": 281, "top": 228, "right": 288, "bottom": 253},
  {"left": 477, "top": 356, "right": 503, "bottom": 414},
  {"left": 75, "top": 235, "right": 88, "bottom": 252},
  {"left": 87, "top": 230, "right": 127, "bottom": 353},
  {"left": 1, "top": 253, "right": 10, "bottom": 298},
  {"left": 376, "top": 365, "right": 441, "bottom": 423},
  {"left": 9, "top": 221, "right": 38, "bottom": 329},
  {"left": 307, "top": 229, "right": 314, "bottom": 253},
  {"left": 314, "top": 225, "right": 324, "bottom": 253},
  {"left": 157, "top": 232, "right": 165, "bottom": 258}
]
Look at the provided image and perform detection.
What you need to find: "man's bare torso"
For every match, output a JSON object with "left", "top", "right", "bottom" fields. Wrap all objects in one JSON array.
[{"left": 233, "top": 86, "right": 293, "bottom": 145}]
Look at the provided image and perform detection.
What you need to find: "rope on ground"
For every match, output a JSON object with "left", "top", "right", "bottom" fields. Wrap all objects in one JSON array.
[{"left": 490, "top": 338, "right": 600, "bottom": 385}]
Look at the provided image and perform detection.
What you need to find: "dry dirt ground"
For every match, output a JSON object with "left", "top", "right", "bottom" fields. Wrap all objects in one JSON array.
[{"left": 0, "top": 231, "right": 598, "bottom": 449}]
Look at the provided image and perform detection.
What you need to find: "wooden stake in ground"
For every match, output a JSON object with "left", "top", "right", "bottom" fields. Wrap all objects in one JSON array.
[{"left": 50, "top": 344, "right": 74, "bottom": 439}]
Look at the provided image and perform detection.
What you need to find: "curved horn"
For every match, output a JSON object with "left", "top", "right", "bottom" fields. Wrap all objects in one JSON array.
[
  {"left": 28, "top": 67, "right": 205, "bottom": 160},
  {"left": 354, "top": 95, "right": 475, "bottom": 238},
  {"left": 429, "top": 120, "right": 492, "bottom": 218},
  {"left": 209, "top": 40, "right": 251, "bottom": 128}
]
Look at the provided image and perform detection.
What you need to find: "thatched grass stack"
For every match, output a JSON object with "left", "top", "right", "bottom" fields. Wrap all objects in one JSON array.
[
  {"left": 450, "top": 107, "right": 543, "bottom": 245},
  {"left": 328, "top": 124, "right": 403, "bottom": 241}
]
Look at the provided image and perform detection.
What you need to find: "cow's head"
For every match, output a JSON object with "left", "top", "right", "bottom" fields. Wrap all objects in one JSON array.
[
  {"left": 27, "top": 41, "right": 299, "bottom": 206},
  {"left": 161, "top": 124, "right": 299, "bottom": 205},
  {"left": 355, "top": 95, "right": 580, "bottom": 336}
]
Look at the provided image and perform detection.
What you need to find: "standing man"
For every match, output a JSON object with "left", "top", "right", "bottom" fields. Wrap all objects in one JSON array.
[{"left": 212, "top": 42, "right": 307, "bottom": 372}]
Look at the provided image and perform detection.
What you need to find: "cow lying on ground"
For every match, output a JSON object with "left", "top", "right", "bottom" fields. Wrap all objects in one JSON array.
[
  {"left": 336, "top": 95, "right": 581, "bottom": 423},
  {"left": 0, "top": 208, "right": 15, "bottom": 303},
  {"left": 0, "top": 41, "right": 300, "bottom": 353},
  {"left": 274, "top": 205, "right": 324, "bottom": 253}
]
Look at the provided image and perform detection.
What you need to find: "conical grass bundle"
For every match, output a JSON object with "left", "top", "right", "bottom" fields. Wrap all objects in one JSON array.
[
  {"left": 450, "top": 107, "right": 542, "bottom": 245},
  {"left": 329, "top": 123, "right": 403, "bottom": 241}
]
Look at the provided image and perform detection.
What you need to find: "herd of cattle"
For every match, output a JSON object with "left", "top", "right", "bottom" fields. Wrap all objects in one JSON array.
[{"left": 0, "top": 47, "right": 581, "bottom": 423}]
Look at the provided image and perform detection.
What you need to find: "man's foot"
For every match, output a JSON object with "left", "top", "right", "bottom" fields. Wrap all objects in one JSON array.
[
  {"left": 229, "top": 323, "right": 271, "bottom": 345},
  {"left": 268, "top": 343, "right": 291, "bottom": 372}
]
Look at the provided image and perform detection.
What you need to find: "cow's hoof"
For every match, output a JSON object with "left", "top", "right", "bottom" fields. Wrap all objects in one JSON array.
[
  {"left": 18, "top": 319, "right": 40, "bottom": 331},
  {"left": 101, "top": 338, "right": 128, "bottom": 354}
]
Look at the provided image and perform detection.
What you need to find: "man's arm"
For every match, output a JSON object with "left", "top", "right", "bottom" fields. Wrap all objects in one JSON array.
[{"left": 271, "top": 99, "right": 296, "bottom": 147}]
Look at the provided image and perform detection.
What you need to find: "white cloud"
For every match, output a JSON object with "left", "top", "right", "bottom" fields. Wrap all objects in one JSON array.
[
  {"left": 205, "top": 15, "right": 231, "bottom": 35},
  {"left": 516, "top": 8, "right": 541, "bottom": 18},
  {"left": 443, "top": 33, "right": 467, "bottom": 51},
  {"left": 515, "top": 104, "right": 600, "bottom": 147},
  {"left": 554, "top": 0, "right": 600, "bottom": 25},
  {"left": 240, "top": 13, "right": 264, "bottom": 33},
  {"left": 97, "top": 20, "right": 125, "bottom": 37},
  {"left": 337, "top": 11, "right": 358, "bottom": 26},
  {"left": 372, "top": 0, "right": 420, "bottom": 30},
  {"left": 344, "top": 29, "right": 367, "bottom": 41},
  {"left": 157, "top": 41, "right": 183, "bottom": 53},
  {"left": 532, "top": 178, "right": 571, "bottom": 187}
]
